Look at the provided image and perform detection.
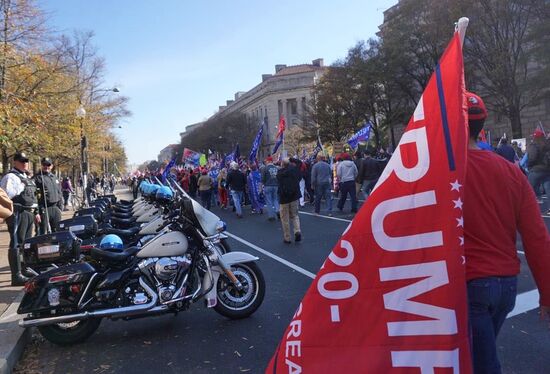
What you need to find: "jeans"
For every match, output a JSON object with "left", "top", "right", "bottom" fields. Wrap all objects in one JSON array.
[
  {"left": 264, "top": 186, "right": 279, "bottom": 218},
  {"left": 361, "top": 178, "right": 378, "bottom": 199},
  {"left": 230, "top": 190, "right": 244, "bottom": 216},
  {"left": 314, "top": 182, "right": 332, "bottom": 214},
  {"left": 299, "top": 178, "right": 306, "bottom": 206},
  {"left": 199, "top": 189, "right": 212, "bottom": 210},
  {"left": 337, "top": 180, "right": 358, "bottom": 211},
  {"left": 280, "top": 200, "right": 301, "bottom": 241},
  {"left": 467, "top": 276, "right": 517, "bottom": 374},
  {"left": 527, "top": 170, "right": 550, "bottom": 197}
]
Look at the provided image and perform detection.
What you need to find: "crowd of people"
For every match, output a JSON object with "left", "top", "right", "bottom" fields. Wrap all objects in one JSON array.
[{"left": 131, "top": 148, "right": 391, "bottom": 245}]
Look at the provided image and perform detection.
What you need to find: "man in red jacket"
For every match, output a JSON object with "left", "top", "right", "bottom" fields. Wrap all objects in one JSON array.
[{"left": 463, "top": 92, "right": 550, "bottom": 373}]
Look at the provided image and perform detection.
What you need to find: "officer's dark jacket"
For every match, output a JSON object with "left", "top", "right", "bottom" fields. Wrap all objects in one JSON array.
[{"left": 34, "top": 171, "right": 62, "bottom": 205}]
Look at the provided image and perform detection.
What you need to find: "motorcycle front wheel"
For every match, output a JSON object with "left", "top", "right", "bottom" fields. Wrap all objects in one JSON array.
[
  {"left": 37, "top": 318, "right": 102, "bottom": 346},
  {"left": 214, "top": 262, "right": 265, "bottom": 319}
]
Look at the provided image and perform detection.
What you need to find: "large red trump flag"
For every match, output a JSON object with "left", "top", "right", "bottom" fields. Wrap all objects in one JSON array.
[{"left": 267, "top": 32, "right": 471, "bottom": 373}]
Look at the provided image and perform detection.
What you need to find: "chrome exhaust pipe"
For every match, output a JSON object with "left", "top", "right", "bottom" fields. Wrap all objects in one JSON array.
[{"left": 19, "top": 278, "right": 158, "bottom": 328}]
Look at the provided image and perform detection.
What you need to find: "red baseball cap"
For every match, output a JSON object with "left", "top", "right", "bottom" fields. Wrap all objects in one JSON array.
[
  {"left": 533, "top": 129, "right": 545, "bottom": 138},
  {"left": 466, "top": 91, "right": 487, "bottom": 121}
]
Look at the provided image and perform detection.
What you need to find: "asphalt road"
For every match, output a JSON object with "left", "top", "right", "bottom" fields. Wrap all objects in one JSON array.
[{"left": 14, "top": 195, "right": 550, "bottom": 374}]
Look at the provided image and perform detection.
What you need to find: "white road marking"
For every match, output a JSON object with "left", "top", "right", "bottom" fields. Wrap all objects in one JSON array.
[
  {"left": 227, "top": 233, "right": 539, "bottom": 318},
  {"left": 225, "top": 232, "right": 316, "bottom": 279},
  {"left": 299, "top": 211, "right": 352, "bottom": 223},
  {"left": 507, "top": 289, "right": 540, "bottom": 318}
]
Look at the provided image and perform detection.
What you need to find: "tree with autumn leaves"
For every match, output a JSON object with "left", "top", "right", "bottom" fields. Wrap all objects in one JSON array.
[
  {"left": 0, "top": 0, "right": 129, "bottom": 176},
  {"left": 301, "top": 0, "right": 550, "bottom": 149}
]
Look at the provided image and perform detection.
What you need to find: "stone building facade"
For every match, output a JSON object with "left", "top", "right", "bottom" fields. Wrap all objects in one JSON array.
[
  {"left": 210, "top": 59, "right": 327, "bottom": 158},
  {"left": 157, "top": 144, "right": 177, "bottom": 163}
]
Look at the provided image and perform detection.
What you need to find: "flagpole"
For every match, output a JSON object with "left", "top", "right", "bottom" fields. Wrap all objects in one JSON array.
[{"left": 456, "top": 17, "right": 469, "bottom": 47}]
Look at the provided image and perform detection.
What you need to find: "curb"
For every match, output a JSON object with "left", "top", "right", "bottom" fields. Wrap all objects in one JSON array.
[{"left": 0, "top": 293, "right": 32, "bottom": 374}]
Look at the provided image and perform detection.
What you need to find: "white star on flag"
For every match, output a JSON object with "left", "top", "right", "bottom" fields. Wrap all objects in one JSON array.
[
  {"left": 450, "top": 180, "right": 462, "bottom": 191},
  {"left": 456, "top": 216, "right": 464, "bottom": 227},
  {"left": 459, "top": 236, "right": 464, "bottom": 246},
  {"left": 452, "top": 197, "right": 463, "bottom": 209}
]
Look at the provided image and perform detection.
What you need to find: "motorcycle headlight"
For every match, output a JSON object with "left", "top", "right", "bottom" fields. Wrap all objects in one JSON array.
[{"left": 216, "top": 220, "right": 227, "bottom": 233}]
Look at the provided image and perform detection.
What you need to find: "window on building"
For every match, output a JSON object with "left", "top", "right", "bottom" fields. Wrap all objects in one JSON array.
[
  {"left": 289, "top": 99, "right": 298, "bottom": 115},
  {"left": 278, "top": 100, "right": 283, "bottom": 117}
]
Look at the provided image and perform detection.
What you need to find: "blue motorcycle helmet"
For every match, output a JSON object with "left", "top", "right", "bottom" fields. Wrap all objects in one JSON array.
[
  {"left": 148, "top": 184, "right": 161, "bottom": 198},
  {"left": 99, "top": 234, "right": 124, "bottom": 251},
  {"left": 156, "top": 186, "right": 173, "bottom": 203},
  {"left": 139, "top": 181, "right": 149, "bottom": 193}
]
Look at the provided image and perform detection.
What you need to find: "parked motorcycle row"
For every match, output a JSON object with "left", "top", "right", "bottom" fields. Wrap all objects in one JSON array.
[{"left": 17, "top": 177, "right": 265, "bottom": 345}]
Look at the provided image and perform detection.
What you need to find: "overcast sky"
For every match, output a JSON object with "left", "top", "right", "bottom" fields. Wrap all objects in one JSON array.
[{"left": 42, "top": 0, "right": 397, "bottom": 167}]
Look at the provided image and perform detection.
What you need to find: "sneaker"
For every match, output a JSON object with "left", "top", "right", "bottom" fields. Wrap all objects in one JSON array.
[
  {"left": 294, "top": 232, "right": 302, "bottom": 242},
  {"left": 268, "top": 217, "right": 275, "bottom": 221},
  {"left": 283, "top": 239, "right": 291, "bottom": 244},
  {"left": 328, "top": 213, "right": 333, "bottom": 217}
]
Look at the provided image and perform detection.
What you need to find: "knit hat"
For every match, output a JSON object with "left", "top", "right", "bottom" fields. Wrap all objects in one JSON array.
[
  {"left": 266, "top": 156, "right": 273, "bottom": 162},
  {"left": 466, "top": 91, "right": 487, "bottom": 121}
]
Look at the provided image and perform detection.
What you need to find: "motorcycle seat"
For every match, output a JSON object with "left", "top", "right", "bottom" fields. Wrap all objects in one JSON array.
[
  {"left": 101, "top": 226, "right": 140, "bottom": 238},
  {"left": 110, "top": 216, "right": 137, "bottom": 224},
  {"left": 110, "top": 211, "right": 133, "bottom": 218},
  {"left": 90, "top": 246, "right": 140, "bottom": 263}
]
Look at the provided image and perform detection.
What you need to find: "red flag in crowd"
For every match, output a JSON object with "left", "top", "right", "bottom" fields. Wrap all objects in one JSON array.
[
  {"left": 276, "top": 116, "right": 286, "bottom": 138},
  {"left": 266, "top": 31, "right": 471, "bottom": 373}
]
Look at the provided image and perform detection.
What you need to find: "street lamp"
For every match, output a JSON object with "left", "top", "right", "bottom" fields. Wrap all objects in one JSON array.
[{"left": 76, "top": 105, "right": 87, "bottom": 205}]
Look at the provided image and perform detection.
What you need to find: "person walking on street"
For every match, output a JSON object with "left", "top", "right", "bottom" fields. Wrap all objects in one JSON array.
[
  {"left": 358, "top": 149, "right": 382, "bottom": 200},
  {"left": 226, "top": 161, "right": 246, "bottom": 218},
  {"left": 0, "top": 152, "right": 40, "bottom": 285},
  {"left": 61, "top": 177, "right": 74, "bottom": 211},
  {"left": 188, "top": 170, "right": 198, "bottom": 199},
  {"left": 217, "top": 168, "right": 228, "bottom": 209},
  {"left": 197, "top": 169, "right": 213, "bottom": 210},
  {"left": 262, "top": 156, "right": 280, "bottom": 221},
  {"left": 526, "top": 129, "right": 550, "bottom": 200},
  {"left": 34, "top": 157, "right": 63, "bottom": 234},
  {"left": 463, "top": 92, "right": 550, "bottom": 373},
  {"left": 336, "top": 152, "right": 358, "bottom": 213},
  {"left": 495, "top": 137, "right": 517, "bottom": 163},
  {"left": 277, "top": 158, "right": 302, "bottom": 244},
  {"left": 311, "top": 154, "right": 333, "bottom": 216}
]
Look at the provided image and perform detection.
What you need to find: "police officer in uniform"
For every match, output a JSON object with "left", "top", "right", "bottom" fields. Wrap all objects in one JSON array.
[
  {"left": 0, "top": 152, "right": 40, "bottom": 286},
  {"left": 34, "top": 157, "right": 63, "bottom": 234}
]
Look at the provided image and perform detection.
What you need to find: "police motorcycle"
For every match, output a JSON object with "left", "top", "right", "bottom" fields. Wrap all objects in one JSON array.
[
  {"left": 21, "top": 182, "right": 231, "bottom": 276},
  {"left": 18, "top": 184, "right": 265, "bottom": 346}
]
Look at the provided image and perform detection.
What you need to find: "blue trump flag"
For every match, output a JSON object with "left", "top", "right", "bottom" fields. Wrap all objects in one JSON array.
[
  {"left": 249, "top": 125, "right": 264, "bottom": 163},
  {"left": 161, "top": 157, "right": 176, "bottom": 183},
  {"left": 272, "top": 133, "right": 283, "bottom": 154},
  {"left": 347, "top": 121, "right": 372, "bottom": 149},
  {"left": 307, "top": 137, "right": 323, "bottom": 163}
]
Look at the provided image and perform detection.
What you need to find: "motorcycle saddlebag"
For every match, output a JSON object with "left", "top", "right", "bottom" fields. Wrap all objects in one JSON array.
[
  {"left": 59, "top": 215, "right": 99, "bottom": 239},
  {"left": 18, "top": 262, "right": 96, "bottom": 314},
  {"left": 74, "top": 206, "right": 104, "bottom": 222},
  {"left": 23, "top": 231, "right": 81, "bottom": 267}
]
